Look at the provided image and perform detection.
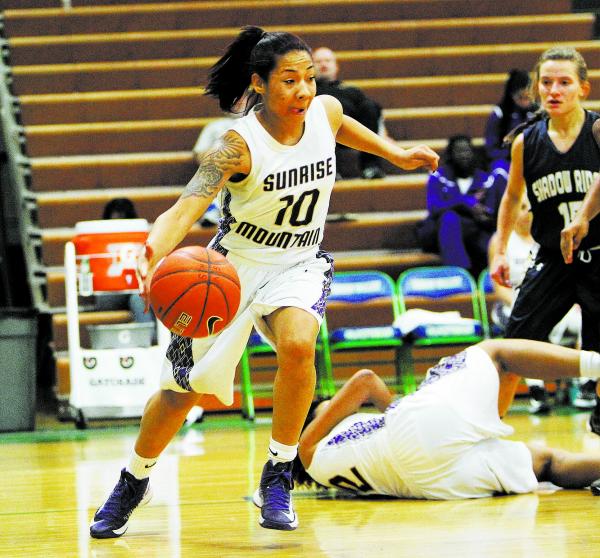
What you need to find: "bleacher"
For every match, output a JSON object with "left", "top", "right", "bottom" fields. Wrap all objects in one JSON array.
[{"left": 0, "top": 0, "right": 596, "bottom": 413}]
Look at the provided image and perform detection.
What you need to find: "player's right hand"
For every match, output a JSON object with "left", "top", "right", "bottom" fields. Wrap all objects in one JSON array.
[
  {"left": 560, "top": 219, "right": 589, "bottom": 264},
  {"left": 136, "top": 243, "right": 155, "bottom": 312},
  {"left": 490, "top": 253, "right": 511, "bottom": 287}
]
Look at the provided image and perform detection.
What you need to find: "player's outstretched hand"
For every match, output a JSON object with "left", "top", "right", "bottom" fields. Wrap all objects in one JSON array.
[
  {"left": 490, "top": 252, "right": 511, "bottom": 288},
  {"left": 393, "top": 144, "right": 439, "bottom": 172},
  {"left": 560, "top": 218, "right": 589, "bottom": 264}
]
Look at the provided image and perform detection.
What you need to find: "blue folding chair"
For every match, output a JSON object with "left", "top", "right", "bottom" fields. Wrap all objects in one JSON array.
[{"left": 396, "top": 266, "right": 486, "bottom": 389}]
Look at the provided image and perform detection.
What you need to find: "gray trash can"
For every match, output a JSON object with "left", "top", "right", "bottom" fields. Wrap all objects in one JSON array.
[{"left": 0, "top": 311, "right": 37, "bottom": 431}]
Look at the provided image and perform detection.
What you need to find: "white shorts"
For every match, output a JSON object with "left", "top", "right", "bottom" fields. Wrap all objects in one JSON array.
[
  {"left": 385, "top": 346, "right": 538, "bottom": 499},
  {"left": 159, "top": 249, "right": 333, "bottom": 404},
  {"left": 307, "top": 346, "right": 538, "bottom": 499}
]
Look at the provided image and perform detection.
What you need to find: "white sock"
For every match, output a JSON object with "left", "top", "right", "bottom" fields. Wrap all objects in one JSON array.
[
  {"left": 525, "top": 378, "right": 545, "bottom": 388},
  {"left": 127, "top": 451, "right": 158, "bottom": 480},
  {"left": 268, "top": 438, "right": 298, "bottom": 464},
  {"left": 580, "top": 351, "right": 600, "bottom": 380}
]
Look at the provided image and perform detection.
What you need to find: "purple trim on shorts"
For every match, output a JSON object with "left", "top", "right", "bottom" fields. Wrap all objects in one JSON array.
[
  {"left": 326, "top": 416, "right": 386, "bottom": 446},
  {"left": 418, "top": 350, "right": 468, "bottom": 390},
  {"left": 312, "top": 250, "right": 334, "bottom": 317},
  {"left": 208, "top": 190, "right": 233, "bottom": 256},
  {"left": 166, "top": 333, "right": 193, "bottom": 391}
]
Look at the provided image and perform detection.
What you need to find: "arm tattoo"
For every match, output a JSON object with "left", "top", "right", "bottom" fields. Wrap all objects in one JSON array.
[{"left": 182, "top": 131, "right": 247, "bottom": 199}]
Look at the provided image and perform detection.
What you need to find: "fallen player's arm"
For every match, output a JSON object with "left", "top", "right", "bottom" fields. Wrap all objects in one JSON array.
[{"left": 298, "top": 369, "right": 393, "bottom": 467}]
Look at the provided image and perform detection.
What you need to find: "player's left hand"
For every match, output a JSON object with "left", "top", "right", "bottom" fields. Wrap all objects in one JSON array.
[
  {"left": 393, "top": 145, "right": 439, "bottom": 172},
  {"left": 560, "top": 218, "right": 589, "bottom": 264}
]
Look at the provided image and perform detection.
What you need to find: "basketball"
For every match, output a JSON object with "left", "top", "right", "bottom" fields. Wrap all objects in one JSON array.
[{"left": 149, "top": 246, "right": 241, "bottom": 338}]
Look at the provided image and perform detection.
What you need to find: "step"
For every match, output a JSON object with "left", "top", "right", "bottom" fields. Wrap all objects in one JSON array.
[
  {"left": 22, "top": 106, "right": 497, "bottom": 157},
  {"left": 29, "top": 151, "right": 196, "bottom": 191},
  {"left": 25, "top": 97, "right": 573, "bottom": 156},
  {"left": 35, "top": 174, "right": 429, "bottom": 228},
  {"left": 21, "top": 69, "right": 600, "bottom": 126},
  {"left": 24, "top": 117, "right": 212, "bottom": 157},
  {"left": 12, "top": 40, "right": 600, "bottom": 96},
  {"left": 26, "top": 136, "right": 475, "bottom": 193},
  {"left": 6, "top": 14, "right": 592, "bottom": 65},
  {"left": 3, "top": 0, "right": 572, "bottom": 36}
]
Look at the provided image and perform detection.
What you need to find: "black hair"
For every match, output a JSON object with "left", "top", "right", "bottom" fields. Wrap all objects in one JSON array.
[
  {"left": 204, "top": 25, "right": 312, "bottom": 114},
  {"left": 102, "top": 197, "right": 138, "bottom": 219},
  {"left": 496, "top": 69, "right": 532, "bottom": 147},
  {"left": 291, "top": 397, "right": 329, "bottom": 489},
  {"left": 443, "top": 134, "right": 477, "bottom": 178}
]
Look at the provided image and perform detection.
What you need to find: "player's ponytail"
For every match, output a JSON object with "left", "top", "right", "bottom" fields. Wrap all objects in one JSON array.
[
  {"left": 205, "top": 25, "right": 311, "bottom": 114},
  {"left": 503, "top": 108, "right": 547, "bottom": 147}
]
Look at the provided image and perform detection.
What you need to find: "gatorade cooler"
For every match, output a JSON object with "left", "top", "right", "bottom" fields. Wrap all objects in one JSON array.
[{"left": 73, "top": 219, "right": 149, "bottom": 293}]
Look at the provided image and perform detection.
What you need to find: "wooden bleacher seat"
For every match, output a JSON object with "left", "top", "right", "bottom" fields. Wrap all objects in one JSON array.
[
  {"left": 20, "top": 69, "right": 600, "bottom": 127},
  {"left": 35, "top": 175, "right": 430, "bottom": 228},
  {"left": 5, "top": 14, "right": 593, "bottom": 66},
  {"left": 12, "top": 40, "right": 600, "bottom": 97},
  {"left": 2, "top": 0, "right": 572, "bottom": 38}
]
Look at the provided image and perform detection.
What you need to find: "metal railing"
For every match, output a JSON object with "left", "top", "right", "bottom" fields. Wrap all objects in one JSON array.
[{"left": 0, "top": 30, "right": 48, "bottom": 312}]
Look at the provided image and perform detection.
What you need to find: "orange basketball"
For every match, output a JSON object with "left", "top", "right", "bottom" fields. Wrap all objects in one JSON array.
[{"left": 149, "top": 246, "right": 241, "bottom": 338}]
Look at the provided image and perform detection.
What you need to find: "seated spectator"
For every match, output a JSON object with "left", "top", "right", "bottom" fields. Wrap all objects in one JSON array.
[
  {"left": 95, "top": 198, "right": 154, "bottom": 326},
  {"left": 416, "top": 135, "right": 505, "bottom": 278},
  {"left": 484, "top": 69, "right": 537, "bottom": 176},
  {"left": 313, "top": 46, "right": 387, "bottom": 179},
  {"left": 488, "top": 197, "right": 594, "bottom": 414}
]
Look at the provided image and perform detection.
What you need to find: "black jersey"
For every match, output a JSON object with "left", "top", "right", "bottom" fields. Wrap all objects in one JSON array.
[{"left": 523, "top": 110, "right": 600, "bottom": 249}]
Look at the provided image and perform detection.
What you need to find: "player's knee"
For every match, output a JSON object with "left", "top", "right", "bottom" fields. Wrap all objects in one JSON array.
[
  {"left": 277, "top": 335, "right": 316, "bottom": 366},
  {"left": 352, "top": 368, "right": 378, "bottom": 384}
]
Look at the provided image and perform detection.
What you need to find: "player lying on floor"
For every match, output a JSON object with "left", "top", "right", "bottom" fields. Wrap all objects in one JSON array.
[{"left": 293, "top": 339, "right": 600, "bottom": 499}]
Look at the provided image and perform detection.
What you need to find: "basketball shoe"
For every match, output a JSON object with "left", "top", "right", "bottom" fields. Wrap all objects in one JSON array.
[
  {"left": 588, "top": 395, "right": 600, "bottom": 436},
  {"left": 253, "top": 460, "right": 298, "bottom": 531},
  {"left": 90, "top": 468, "right": 152, "bottom": 539}
]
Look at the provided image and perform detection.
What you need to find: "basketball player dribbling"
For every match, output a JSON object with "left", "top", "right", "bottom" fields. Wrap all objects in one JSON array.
[
  {"left": 491, "top": 47, "right": 600, "bottom": 422},
  {"left": 89, "top": 26, "right": 439, "bottom": 538},
  {"left": 294, "top": 339, "right": 600, "bottom": 499}
]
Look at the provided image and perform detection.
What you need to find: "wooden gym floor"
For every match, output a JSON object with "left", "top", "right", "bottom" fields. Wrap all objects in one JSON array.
[{"left": 2, "top": 406, "right": 600, "bottom": 558}]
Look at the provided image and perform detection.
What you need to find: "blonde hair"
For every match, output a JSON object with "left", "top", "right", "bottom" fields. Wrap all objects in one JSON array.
[
  {"left": 504, "top": 46, "right": 588, "bottom": 146},
  {"left": 530, "top": 46, "right": 588, "bottom": 102}
]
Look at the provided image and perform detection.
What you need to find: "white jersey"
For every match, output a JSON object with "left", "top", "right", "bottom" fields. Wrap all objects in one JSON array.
[
  {"left": 306, "top": 347, "right": 538, "bottom": 499},
  {"left": 211, "top": 96, "right": 336, "bottom": 265}
]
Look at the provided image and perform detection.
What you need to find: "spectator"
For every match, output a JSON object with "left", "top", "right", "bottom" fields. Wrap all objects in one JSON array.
[
  {"left": 484, "top": 69, "right": 537, "bottom": 176},
  {"left": 416, "top": 135, "right": 505, "bottom": 278},
  {"left": 313, "top": 46, "right": 387, "bottom": 179},
  {"left": 488, "top": 196, "right": 592, "bottom": 413},
  {"left": 102, "top": 197, "right": 138, "bottom": 220}
]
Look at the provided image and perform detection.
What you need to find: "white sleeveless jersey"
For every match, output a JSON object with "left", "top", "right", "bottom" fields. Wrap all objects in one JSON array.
[{"left": 212, "top": 96, "right": 336, "bottom": 265}]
